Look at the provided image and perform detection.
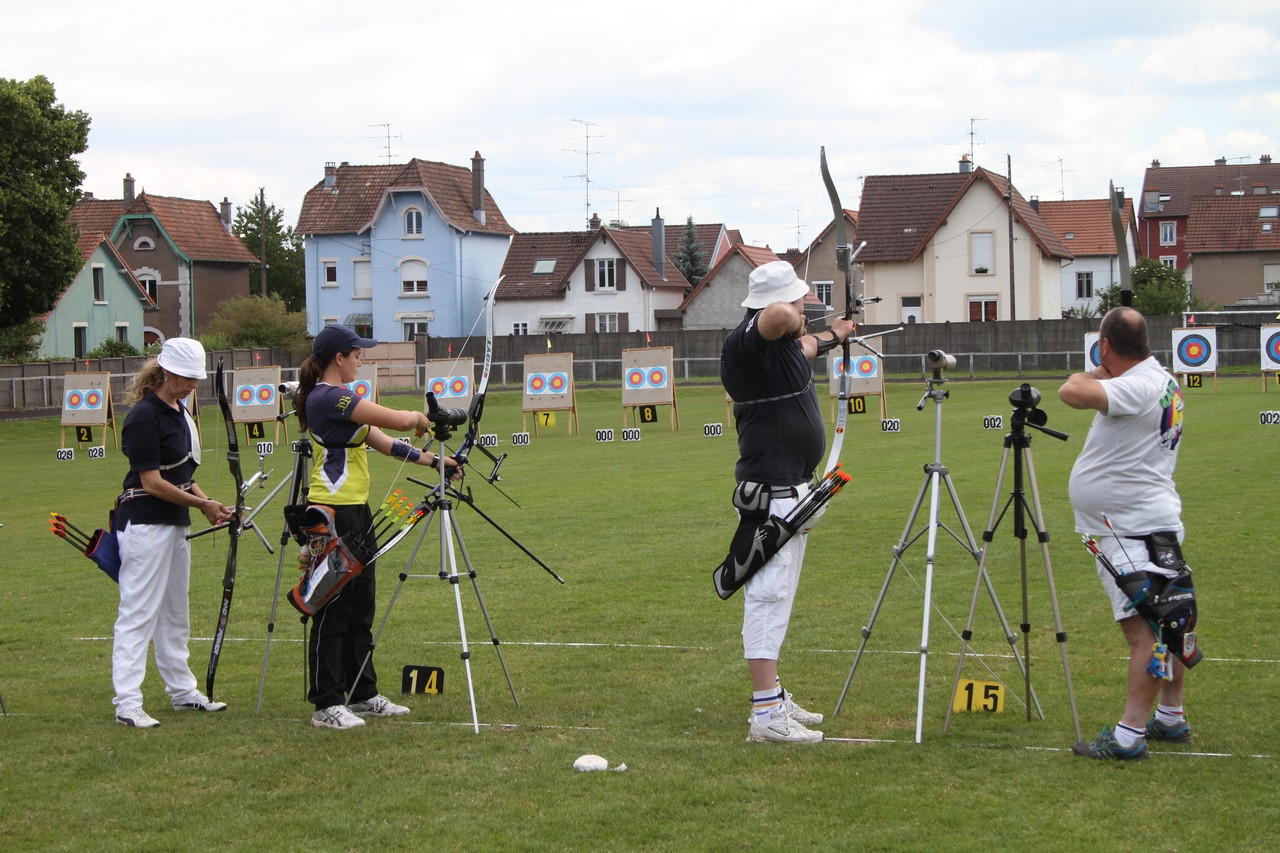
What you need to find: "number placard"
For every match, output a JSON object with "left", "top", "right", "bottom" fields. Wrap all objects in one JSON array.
[
  {"left": 881, "top": 418, "right": 901, "bottom": 433},
  {"left": 56, "top": 447, "right": 75, "bottom": 461},
  {"left": 849, "top": 396, "right": 867, "bottom": 415},
  {"left": 703, "top": 423, "right": 724, "bottom": 438},
  {"left": 1261, "top": 411, "right": 1280, "bottom": 426},
  {"left": 540, "top": 411, "right": 558, "bottom": 428},
  {"left": 1186, "top": 373, "right": 1202, "bottom": 388},
  {"left": 401, "top": 665, "right": 445, "bottom": 695},
  {"left": 87, "top": 445, "right": 106, "bottom": 460},
  {"left": 983, "top": 415, "right": 1004, "bottom": 430},
  {"left": 638, "top": 404, "right": 658, "bottom": 424},
  {"left": 511, "top": 432, "right": 531, "bottom": 447},
  {"left": 952, "top": 678, "right": 1005, "bottom": 713},
  {"left": 75, "top": 425, "right": 94, "bottom": 443}
]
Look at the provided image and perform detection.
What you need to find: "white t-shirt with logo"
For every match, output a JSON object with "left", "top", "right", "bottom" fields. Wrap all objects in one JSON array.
[{"left": 1068, "top": 356, "right": 1184, "bottom": 536}]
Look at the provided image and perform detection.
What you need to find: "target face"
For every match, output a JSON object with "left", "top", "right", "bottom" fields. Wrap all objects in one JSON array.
[
  {"left": 238, "top": 385, "right": 256, "bottom": 404},
  {"left": 449, "top": 376, "right": 469, "bottom": 396},
  {"left": 1263, "top": 328, "right": 1280, "bottom": 370},
  {"left": 256, "top": 385, "right": 276, "bottom": 404},
  {"left": 647, "top": 367, "right": 668, "bottom": 388},
  {"left": 1177, "top": 334, "right": 1212, "bottom": 367},
  {"left": 526, "top": 373, "right": 547, "bottom": 394},
  {"left": 548, "top": 372, "right": 568, "bottom": 392},
  {"left": 65, "top": 390, "right": 84, "bottom": 409},
  {"left": 429, "top": 377, "right": 447, "bottom": 395},
  {"left": 348, "top": 380, "right": 373, "bottom": 400},
  {"left": 851, "top": 356, "right": 878, "bottom": 378},
  {"left": 626, "top": 368, "right": 646, "bottom": 389}
]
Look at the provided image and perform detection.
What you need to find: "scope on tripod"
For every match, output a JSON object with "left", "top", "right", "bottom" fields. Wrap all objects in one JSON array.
[
  {"left": 1009, "top": 383, "right": 1041, "bottom": 410},
  {"left": 279, "top": 381, "right": 300, "bottom": 400},
  {"left": 926, "top": 350, "right": 956, "bottom": 372},
  {"left": 425, "top": 391, "right": 468, "bottom": 427}
]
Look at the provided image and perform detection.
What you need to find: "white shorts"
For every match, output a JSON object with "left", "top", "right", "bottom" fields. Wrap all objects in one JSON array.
[
  {"left": 1093, "top": 533, "right": 1180, "bottom": 622},
  {"left": 742, "top": 484, "right": 812, "bottom": 660}
]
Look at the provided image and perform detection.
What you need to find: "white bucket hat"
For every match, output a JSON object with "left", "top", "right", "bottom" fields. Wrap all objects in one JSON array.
[
  {"left": 742, "top": 261, "right": 811, "bottom": 309},
  {"left": 157, "top": 337, "right": 208, "bottom": 380}
]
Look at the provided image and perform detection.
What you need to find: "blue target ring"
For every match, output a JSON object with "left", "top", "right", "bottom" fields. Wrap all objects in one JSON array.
[
  {"left": 1176, "top": 333, "right": 1212, "bottom": 368},
  {"left": 1088, "top": 341, "right": 1102, "bottom": 368},
  {"left": 1266, "top": 331, "right": 1280, "bottom": 366}
]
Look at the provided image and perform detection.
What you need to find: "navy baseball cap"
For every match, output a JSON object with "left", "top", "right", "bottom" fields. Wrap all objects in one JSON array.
[{"left": 313, "top": 324, "right": 377, "bottom": 357}]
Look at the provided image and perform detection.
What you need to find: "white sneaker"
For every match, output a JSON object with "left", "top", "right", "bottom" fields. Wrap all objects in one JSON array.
[
  {"left": 116, "top": 707, "right": 161, "bottom": 729},
  {"left": 172, "top": 692, "right": 228, "bottom": 712},
  {"left": 312, "top": 704, "right": 366, "bottom": 729},
  {"left": 347, "top": 694, "right": 410, "bottom": 717},
  {"left": 782, "top": 691, "right": 824, "bottom": 725},
  {"left": 747, "top": 709, "right": 823, "bottom": 744}
]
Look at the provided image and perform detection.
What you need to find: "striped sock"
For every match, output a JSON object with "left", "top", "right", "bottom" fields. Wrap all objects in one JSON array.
[
  {"left": 1114, "top": 722, "right": 1146, "bottom": 748},
  {"left": 753, "top": 688, "right": 781, "bottom": 719},
  {"left": 1155, "top": 704, "right": 1185, "bottom": 726}
]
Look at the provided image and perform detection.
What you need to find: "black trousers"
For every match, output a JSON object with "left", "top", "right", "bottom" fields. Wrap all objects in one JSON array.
[{"left": 308, "top": 503, "right": 378, "bottom": 709}]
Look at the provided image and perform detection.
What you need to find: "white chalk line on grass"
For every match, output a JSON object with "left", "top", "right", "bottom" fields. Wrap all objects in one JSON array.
[{"left": 69, "top": 636, "right": 1280, "bottom": 666}]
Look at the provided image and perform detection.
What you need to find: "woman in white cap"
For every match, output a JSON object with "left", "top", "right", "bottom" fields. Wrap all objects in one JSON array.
[
  {"left": 295, "top": 324, "right": 460, "bottom": 729},
  {"left": 113, "top": 337, "right": 234, "bottom": 728}
]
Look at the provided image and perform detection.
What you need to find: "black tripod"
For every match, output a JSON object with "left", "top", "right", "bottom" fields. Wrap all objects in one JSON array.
[
  {"left": 255, "top": 433, "right": 313, "bottom": 715},
  {"left": 349, "top": 420, "right": 562, "bottom": 733},
  {"left": 834, "top": 360, "right": 1030, "bottom": 743},
  {"left": 943, "top": 384, "right": 1082, "bottom": 741}
]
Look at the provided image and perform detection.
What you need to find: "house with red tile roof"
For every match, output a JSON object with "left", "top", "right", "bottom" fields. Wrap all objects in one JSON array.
[
  {"left": 619, "top": 216, "right": 736, "bottom": 281},
  {"left": 495, "top": 212, "right": 690, "bottom": 335},
  {"left": 37, "top": 230, "right": 156, "bottom": 359},
  {"left": 68, "top": 174, "right": 258, "bottom": 343},
  {"left": 679, "top": 243, "right": 787, "bottom": 330},
  {"left": 855, "top": 165, "right": 1071, "bottom": 323},
  {"left": 296, "top": 154, "right": 515, "bottom": 340},
  {"left": 1036, "top": 196, "right": 1137, "bottom": 316},
  {"left": 1184, "top": 194, "right": 1280, "bottom": 307},
  {"left": 1137, "top": 156, "right": 1280, "bottom": 279}
]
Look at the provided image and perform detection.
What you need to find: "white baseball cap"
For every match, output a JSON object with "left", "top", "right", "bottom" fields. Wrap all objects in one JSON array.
[
  {"left": 156, "top": 337, "right": 208, "bottom": 380},
  {"left": 742, "top": 261, "right": 811, "bottom": 309}
]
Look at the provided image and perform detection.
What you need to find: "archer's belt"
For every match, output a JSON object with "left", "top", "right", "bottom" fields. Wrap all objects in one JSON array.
[{"left": 118, "top": 482, "right": 193, "bottom": 503}]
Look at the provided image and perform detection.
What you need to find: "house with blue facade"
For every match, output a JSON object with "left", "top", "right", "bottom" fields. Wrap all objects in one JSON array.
[
  {"left": 38, "top": 229, "right": 155, "bottom": 359},
  {"left": 296, "top": 154, "right": 516, "bottom": 340}
]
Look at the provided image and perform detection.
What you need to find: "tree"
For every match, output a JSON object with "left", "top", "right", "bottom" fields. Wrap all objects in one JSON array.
[
  {"left": 0, "top": 76, "right": 90, "bottom": 339},
  {"left": 1095, "top": 258, "right": 1214, "bottom": 316},
  {"left": 233, "top": 192, "right": 305, "bottom": 312},
  {"left": 203, "top": 294, "right": 310, "bottom": 354},
  {"left": 673, "top": 215, "right": 708, "bottom": 288}
]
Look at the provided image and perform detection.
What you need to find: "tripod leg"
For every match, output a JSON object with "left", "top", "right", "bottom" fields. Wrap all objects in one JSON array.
[
  {"left": 256, "top": 522, "right": 293, "bottom": 716},
  {"left": 1023, "top": 449, "right": 1083, "bottom": 742},
  {"left": 445, "top": 508, "right": 519, "bottom": 708},
  {"left": 834, "top": 470, "right": 933, "bottom": 716},
  {"left": 440, "top": 505, "right": 480, "bottom": 734},
  {"left": 914, "top": 470, "right": 946, "bottom": 744}
]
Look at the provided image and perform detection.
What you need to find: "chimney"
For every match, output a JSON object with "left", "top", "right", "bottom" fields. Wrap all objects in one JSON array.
[
  {"left": 958, "top": 154, "right": 973, "bottom": 174},
  {"left": 651, "top": 208, "right": 666, "bottom": 276},
  {"left": 1115, "top": 187, "right": 1125, "bottom": 206},
  {"left": 123, "top": 173, "right": 136, "bottom": 206},
  {"left": 1151, "top": 159, "right": 1161, "bottom": 168},
  {"left": 83, "top": 191, "right": 94, "bottom": 199},
  {"left": 471, "top": 151, "right": 486, "bottom": 226},
  {"left": 1029, "top": 195, "right": 1039, "bottom": 212},
  {"left": 1215, "top": 156, "right": 1227, "bottom": 166},
  {"left": 324, "top": 162, "right": 337, "bottom": 189},
  {"left": 220, "top": 197, "right": 233, "bottom": 233},
  {"left": 1262, "top": 154, "right": 1273, "bottom": 164},
  {"left": 589, "top": 212, "right": 601, "bottom": 231}
]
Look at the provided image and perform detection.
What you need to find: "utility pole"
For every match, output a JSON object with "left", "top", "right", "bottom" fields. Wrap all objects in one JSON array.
[
  {"left": 1007, "top": 155, "right": 1016, "bottom": 321},
  {"left": 259, "top": 187, "right": 268, "bottom": 296}
]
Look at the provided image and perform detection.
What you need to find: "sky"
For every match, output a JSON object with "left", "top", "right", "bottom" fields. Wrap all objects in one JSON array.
[{"left": 5, "top": 0, "right": 1278, "bottom": 253}]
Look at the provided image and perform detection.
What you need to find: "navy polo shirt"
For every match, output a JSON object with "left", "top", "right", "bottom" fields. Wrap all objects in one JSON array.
[{"left": 118, "top": 390, "right": 201, "bottom": 528}]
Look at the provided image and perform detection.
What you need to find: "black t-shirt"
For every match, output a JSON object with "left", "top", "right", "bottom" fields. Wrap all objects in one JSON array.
[
  {"left": 118, "top": 390, "right": 200, "bottom": 528},
  {"left": 720, "top": 311, "right": 825, "bottom": 485}
]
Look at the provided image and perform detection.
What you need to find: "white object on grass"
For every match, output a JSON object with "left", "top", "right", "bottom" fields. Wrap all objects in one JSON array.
[{"left": 574, "top": 754, "right": 608, "bottom": 772}]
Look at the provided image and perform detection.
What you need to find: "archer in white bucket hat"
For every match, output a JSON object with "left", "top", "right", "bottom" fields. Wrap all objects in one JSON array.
[
  {"left": 156, "top": 338, "right": 208, "bottom": 380},
  {"left": 742, "top": 261, "right": 811, "bottom": 310}
]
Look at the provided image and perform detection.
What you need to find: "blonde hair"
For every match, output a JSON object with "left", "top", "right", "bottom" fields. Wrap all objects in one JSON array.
[{"left": 125, "top": 359, "right": 166, "bottom": 405}]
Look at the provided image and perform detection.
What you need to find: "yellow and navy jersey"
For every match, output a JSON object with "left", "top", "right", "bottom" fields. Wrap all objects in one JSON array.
[{"left": 305, "top": 383, "right": 373, "bottom": 505}]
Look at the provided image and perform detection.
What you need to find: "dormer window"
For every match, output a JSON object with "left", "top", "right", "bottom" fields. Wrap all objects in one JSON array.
[
  {"left": 404, "top": 208, "right": 423, "bottom": 237},
  {"left": 533, "top": 259, "right": 556, "bottom": 274},
  {"left": 133, "top": 236, "right": 154, "bottom": 251}
]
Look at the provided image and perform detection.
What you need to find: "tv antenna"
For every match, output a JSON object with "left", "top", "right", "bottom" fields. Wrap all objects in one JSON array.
[
  {"left": 563, "top": 119, "right": 610, "bottom": 224},
  {"left": 601, "top": 187, "right": 633, "bottom": 226},
  {"left": 968, "top": 117, "right": 986, "bottom": 163},
  {"left": 1044, "top": 158, "right": 1065, "bottom": 200},
  {"left": 368, "top": 123, "right": 402, "bottom": 164}
]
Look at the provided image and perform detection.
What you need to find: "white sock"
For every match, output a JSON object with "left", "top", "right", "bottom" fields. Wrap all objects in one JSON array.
[
  {"left": 1114, "top": 722, "right": 1146, "bottom": 748},
  {"left": 753, "top": 688, "right": 781, "bottom": 718},
  {"left": 1155, "top": 704, "right": 1185, "bottom": 726}
]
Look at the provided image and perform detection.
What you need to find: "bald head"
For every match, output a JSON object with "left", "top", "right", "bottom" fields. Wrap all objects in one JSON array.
[{"left": 1099, "top": 307, "right": 1150, "bottom": 361}]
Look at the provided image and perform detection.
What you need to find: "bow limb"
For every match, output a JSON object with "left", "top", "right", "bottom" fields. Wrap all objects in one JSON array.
[
  {"left": 819, "top": 148, "right": 866, "bottom": 476},
  {"left": 207, "top": 358, "right": 245, "bottom": 699}
]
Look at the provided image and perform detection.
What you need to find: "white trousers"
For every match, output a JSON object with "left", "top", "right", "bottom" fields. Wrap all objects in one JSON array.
[
  {"left": 112, "top": 523, "right": 200, "bottom": 711},
  {"left": 742, "top": 487, "right": 813, "bottom": 660}
]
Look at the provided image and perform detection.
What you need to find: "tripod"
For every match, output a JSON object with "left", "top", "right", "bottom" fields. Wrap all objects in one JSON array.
[
  {"left": 255, "top": 434, "right": 313, "bottom": 715},
  {"left": 834, "top": 367, "right": 1032, "bottom": 743},
  {"left": 349, "top": 422, "right": 561, "bottom": 733},
  {"left": 943, "top": 385, "right": 1082, "bottom": 741}
]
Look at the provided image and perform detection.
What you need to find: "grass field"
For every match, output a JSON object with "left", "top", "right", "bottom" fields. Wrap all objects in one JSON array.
[{"left": 1, "top": 376, "right": 1277, "bottom": 851}]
